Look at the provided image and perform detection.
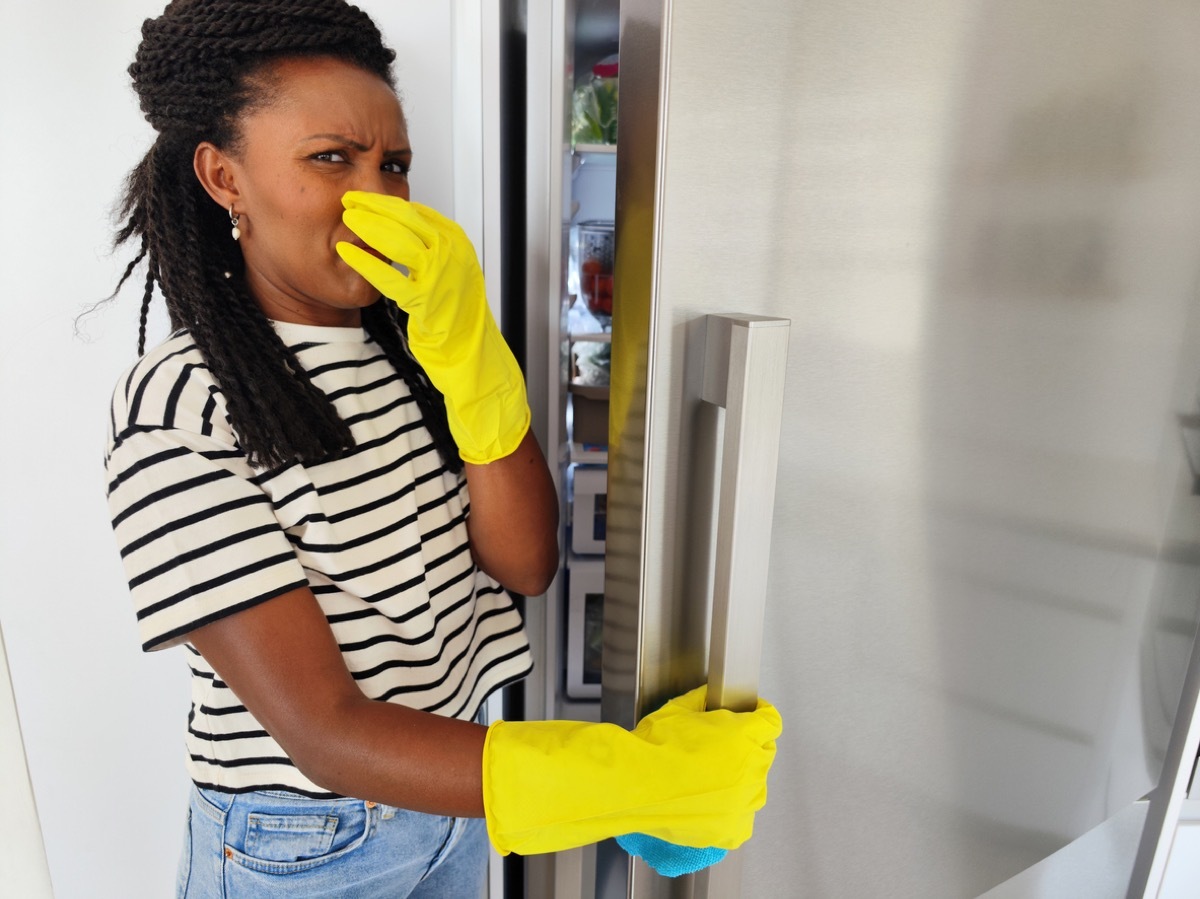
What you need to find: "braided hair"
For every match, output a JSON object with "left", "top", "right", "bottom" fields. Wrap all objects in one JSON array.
[{"left": 112, "top": 0, "right": 462, "bottom": 473}]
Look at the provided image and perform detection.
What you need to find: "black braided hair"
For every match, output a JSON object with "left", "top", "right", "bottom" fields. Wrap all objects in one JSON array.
[{"left": 111, "top": 0, "right": 462, "bottom": 473}]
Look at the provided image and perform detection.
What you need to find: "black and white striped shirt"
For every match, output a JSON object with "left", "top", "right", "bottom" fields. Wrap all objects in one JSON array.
[{"left": 105, "top": 321, "right": 533, "bottom": 796}]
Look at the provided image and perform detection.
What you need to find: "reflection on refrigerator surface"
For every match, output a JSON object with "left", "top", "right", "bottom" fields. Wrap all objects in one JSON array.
[{"left": 738, "top": 0, "right": 1200, "bottom": 894}]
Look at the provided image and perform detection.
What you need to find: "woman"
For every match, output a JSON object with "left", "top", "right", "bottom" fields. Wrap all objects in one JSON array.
[{"left": 104, "top": 1, "right": 781, "bottom": 896}]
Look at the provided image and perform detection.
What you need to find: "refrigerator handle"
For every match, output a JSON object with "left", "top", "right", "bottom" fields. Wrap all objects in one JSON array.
[
  {"left": 699, "top": 313, "right": 790, "bottom": 715},
  {"left": 686, "top": 314, "right": 788, "bottom": 899}
]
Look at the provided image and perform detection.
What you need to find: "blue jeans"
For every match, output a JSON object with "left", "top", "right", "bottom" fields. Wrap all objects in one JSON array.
[{"left": 176, "top": 785, "right": 488, "bottom": 898}]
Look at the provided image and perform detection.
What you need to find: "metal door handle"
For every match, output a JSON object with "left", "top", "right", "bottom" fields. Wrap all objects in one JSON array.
[
  {"left": 688, "top": 314, "right": 789, "bottom": 898},
  {"left": 699, "top": 313, "right": 790, "bottom": 714}
]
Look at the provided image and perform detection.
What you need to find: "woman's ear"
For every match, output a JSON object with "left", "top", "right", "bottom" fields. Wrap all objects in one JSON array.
[{"left": 193, "top": 142, "right": 240, "bottom": 211}]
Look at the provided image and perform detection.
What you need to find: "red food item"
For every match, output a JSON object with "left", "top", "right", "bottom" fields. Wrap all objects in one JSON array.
[
  {"left": 587, "top": 274, "right": 613, "bottom": 315},
  {"left": 581, "top": 257, "right": 612, "bottom": 314}
]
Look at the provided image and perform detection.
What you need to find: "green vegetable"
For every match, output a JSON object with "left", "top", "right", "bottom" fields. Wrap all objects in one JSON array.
[{"left": 572, "top": 77, "right": 619, "bottom": 146}]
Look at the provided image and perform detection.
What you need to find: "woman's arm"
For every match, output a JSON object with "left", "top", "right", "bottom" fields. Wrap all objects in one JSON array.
[
  {"left": 188, "top": 586, "right": 487, "bottom": 816},
  {"left": 187, "top": 576, "right": 784, "bottom": 864},
  {"left": 187, "top": 428, "right": 557, "bottom": 809},
  {"left": 463, "top": 427, "right": 559, "bottom": 596}
]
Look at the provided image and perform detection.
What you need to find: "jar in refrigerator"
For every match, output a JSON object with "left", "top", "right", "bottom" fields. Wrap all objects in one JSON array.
[{"left": 574, "top": 221, "right": 614, "bottom": 317}]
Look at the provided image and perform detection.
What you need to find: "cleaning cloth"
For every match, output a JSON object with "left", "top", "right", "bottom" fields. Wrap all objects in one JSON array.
[{"left": 616, "top": 832, "right": 728, "bottom": 877}]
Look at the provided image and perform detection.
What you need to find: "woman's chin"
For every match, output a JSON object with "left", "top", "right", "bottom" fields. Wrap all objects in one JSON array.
[{"left": 338, "top": 278, "right": 385, "bottom": 309}]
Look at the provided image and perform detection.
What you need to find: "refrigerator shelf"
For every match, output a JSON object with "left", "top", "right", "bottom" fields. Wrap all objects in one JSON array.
[{"left": 572, "top": 141, "right": 617, "bottom": 156}]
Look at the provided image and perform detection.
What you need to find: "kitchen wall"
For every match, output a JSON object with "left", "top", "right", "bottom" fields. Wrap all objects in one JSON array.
[{"left": 0, "top": 3, "right": 458, "bottom": 896}]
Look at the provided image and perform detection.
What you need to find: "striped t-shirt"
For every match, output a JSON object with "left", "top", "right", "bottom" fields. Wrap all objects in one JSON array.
[{"left": 105, "top": 320, "right": 533, "bottom": 796}]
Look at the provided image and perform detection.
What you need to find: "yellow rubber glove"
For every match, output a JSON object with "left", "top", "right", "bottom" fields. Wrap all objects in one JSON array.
[
  {"left": 482, "top": 685, "right": 782, "bottom": 856},
  {"left": 336, "top": 192, "right": 531, "bottom": 465}
]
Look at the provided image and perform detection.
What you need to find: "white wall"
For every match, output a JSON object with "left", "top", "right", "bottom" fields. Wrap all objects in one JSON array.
[{"left": 0, "top": 3, "right": 457, "bottom": 896}]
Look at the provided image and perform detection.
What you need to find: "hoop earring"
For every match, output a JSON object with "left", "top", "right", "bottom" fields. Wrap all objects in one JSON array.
[{"left": 229, "top": 205, "right": 241, "bottom": 241}]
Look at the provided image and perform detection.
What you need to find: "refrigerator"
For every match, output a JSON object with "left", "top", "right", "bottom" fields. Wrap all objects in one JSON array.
[{"left": 502, "top": 0, "right": 1200, "bottom": 896}]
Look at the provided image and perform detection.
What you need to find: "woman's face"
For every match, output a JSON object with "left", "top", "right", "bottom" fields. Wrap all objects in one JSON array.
[{"left": 199, "top": 56, "right": 411, "bottom": 327}]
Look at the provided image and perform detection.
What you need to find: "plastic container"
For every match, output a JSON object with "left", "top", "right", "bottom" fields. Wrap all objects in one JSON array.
[
  {"left": 570, "top": 465, "right": 608, "bottom": 554},
  {"left": 571, "top": 338, "right": 610, "bottom": 387},
  {"left": 572, "top": 55, "right": 619, "bottom": 146}
]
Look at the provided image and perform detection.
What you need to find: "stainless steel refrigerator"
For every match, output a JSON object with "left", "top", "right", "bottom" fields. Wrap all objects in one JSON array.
[{"left": 512, "top": 0, "right": 1200, "bottom": 896}]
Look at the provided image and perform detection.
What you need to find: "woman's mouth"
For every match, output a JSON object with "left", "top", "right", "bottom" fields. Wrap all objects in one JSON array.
[{"left": 357, "top": 241, "right": 391, "bottom": 264}]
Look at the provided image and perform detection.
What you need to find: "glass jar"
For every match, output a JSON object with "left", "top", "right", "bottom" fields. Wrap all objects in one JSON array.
[{"left": 574, "top": 220, "right": 615, "bottom": 317}]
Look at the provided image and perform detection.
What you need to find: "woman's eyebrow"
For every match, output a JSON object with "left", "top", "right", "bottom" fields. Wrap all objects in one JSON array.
[
  {"left": 302, "top": 133, "right": 369, "bottom": 150},
  {"left": 302, "top": 133, "right": 412, "bottom": 155}
]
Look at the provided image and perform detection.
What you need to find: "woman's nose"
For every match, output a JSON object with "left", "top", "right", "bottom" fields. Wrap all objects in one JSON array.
[
  {"left": 353, "top": 165, "right": 409, "bottom": 199},
  {"left": 352, "top": 168, "right": 387, "bottom": 195}
]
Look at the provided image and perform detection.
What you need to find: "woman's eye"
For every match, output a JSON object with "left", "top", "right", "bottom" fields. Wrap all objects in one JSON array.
[
  {"left": 383, "top": 161, "right": 410, "bottom": 176},
  {"left": 313, "top": 151, "right": 346, "bottom": 163}
]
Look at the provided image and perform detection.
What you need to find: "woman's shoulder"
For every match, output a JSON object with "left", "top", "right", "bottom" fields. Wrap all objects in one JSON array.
[{"left": 108, "top": 330, "right": 231, "bottom": 445}]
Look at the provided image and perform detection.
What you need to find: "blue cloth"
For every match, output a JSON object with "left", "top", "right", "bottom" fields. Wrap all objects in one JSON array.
[
  {"left": 178, "top": 785, "right": 487, "bottom": 898},
  {"left": 616, "top": 833, "right": 728, "bottom": 877}
]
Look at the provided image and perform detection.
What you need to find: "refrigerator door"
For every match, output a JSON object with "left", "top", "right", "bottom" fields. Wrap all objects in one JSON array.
[{"left": 603, "top": 0, "right": 1200, "bottom": 897}]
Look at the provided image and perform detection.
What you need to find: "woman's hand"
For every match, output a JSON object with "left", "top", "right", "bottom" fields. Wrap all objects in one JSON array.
[
  {"left": 338, "top": 192, "right": 557, "bottom": 593},
  {"left": 336, "top": 192, "right": 529, "bottom": 466},
  {"left": 483, "top": 685, "right": 783, "bottom": 856}
]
